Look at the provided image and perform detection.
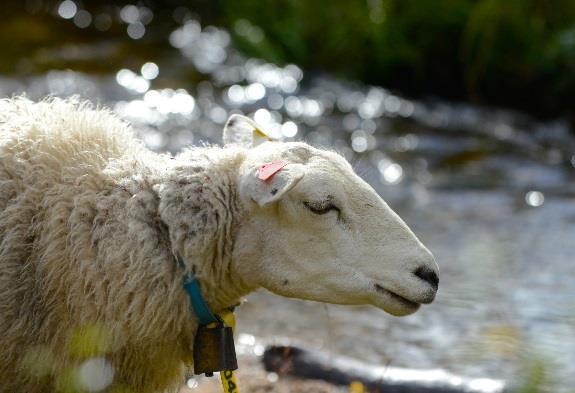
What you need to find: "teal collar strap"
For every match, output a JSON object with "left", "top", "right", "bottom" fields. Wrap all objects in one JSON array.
[{"left": 178, "top": 258, "right": 220, "bottom": 326}]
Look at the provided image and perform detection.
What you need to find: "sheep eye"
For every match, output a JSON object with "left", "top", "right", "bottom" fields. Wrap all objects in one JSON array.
[{"left": 303, "top": 201, "right": 340, "bottom": 215}]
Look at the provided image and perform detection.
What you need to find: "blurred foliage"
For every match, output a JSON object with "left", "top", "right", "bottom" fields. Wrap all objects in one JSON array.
[
  {"left": 216, "top": 0, "right": 575, "bottom": 119},
  {"left": 514, "top": 357, "right": 552, "bottom": 393},
  {"left": 4, "top": 0, "right": 575, "bottom": 119}
]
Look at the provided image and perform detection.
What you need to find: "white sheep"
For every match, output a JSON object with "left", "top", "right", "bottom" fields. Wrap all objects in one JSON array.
[{"left": 0, "top": 98, "right": 438, "bottom": 393}]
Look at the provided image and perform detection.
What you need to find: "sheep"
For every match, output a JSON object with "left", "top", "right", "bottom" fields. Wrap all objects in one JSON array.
[{"left": 0, "top": 97, "right": 439, "bottom": 393}]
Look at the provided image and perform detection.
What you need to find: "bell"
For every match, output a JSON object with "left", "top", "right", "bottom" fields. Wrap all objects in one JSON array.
[{"left": 193, "top": 325, "right": 238, "bottom": 376}]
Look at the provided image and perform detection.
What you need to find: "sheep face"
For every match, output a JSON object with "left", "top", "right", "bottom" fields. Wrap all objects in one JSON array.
[{"left": 228, "top": 116, "right": 439, "bottom": 316}]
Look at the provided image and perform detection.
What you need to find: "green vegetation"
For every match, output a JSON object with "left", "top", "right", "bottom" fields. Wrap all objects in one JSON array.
[{"left": 216, "top": 0, "right": 575, "bottom": 118}]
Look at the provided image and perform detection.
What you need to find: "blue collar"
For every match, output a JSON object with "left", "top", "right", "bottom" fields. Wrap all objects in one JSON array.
[{"left": 178, "top": 258, "right": 220, "bottom": 326}]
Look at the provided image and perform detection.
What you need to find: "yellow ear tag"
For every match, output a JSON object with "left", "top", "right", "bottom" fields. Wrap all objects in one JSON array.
[{"left": 254, "top": 128, "right": 270, "bottom": 139}]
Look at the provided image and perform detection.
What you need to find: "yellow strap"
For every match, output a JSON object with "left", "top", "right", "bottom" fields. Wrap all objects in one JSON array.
[
  {"left": 219, "top": 310, "right": 236, "bottom": 330},
  {"left": 218, "top": 310, "right": 239, "bottom": 393},
  {"left": 204, "top": 311, "right": 235, "bottom": 329},
  {"left": 220, "top": 369, "right": 239, "bottom": 393},
  {"left": 349, "top": 381, "right": 365, "bottom": 393}
]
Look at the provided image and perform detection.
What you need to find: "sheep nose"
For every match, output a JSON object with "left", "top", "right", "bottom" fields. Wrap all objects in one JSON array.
[{"left": 414, "top": 266, "right": 439, "bottom": 290}]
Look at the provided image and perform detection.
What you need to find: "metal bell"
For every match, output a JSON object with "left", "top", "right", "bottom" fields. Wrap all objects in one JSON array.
[{"left": 193, "top": 325, "right": 238, "bottom": 376}]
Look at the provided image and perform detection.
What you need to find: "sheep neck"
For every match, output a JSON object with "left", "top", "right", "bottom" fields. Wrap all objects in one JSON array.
[{"left": 157, "top": 148, "right": 253, "bottom": 316}]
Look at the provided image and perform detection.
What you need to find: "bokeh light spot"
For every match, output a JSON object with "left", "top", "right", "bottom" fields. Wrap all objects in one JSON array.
[
  {"left": 268, "top": 94, "right": 284, "bottom": 110},
  {"left": 281, "top": 121, "right": 298, "bottom": 138},
  {"left": 267, "top": 372, "right": 279, "bottom": 383},
  {"left": 246, "top": 83, "right": 266, "bottom": 101},
  {"left": 120, "top": 5, "right": 139, "bottom": 24},
  {"left": 57, "top": 0, "right": 77, "bottom": 19},
  {"left": 384, "top": 163, "right": 403, "bottom": 184},
  {"left": 525, "top": 191, "right": 544, "bottom": 207},
  {"left": 116, "top": 69, "right": 150, "bottom": 93},
  {"left": 227, "top": 85, "right": 245, "bottom": 104},
  {"left": 127, "top": 22, "right": 145, "bottom": 40},
  {"left": 254, "top": 108, "right": 272, "bottom": 125},
  {"left": 378, "top": 158, "right": 403, "bottom": 184},
  {"left": 73, "top": 10, "right": 92, "bottom": 28},
  {"left": 78, "top": 358, "right": 114, "bottom": 392},
  {"left": 141, "top": 62, "right": 159, "bottom": 80}
]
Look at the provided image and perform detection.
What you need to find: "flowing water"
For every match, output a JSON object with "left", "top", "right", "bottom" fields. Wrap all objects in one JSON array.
[{"left": 2, "top": 3, "right": 575, "bottom": 391}]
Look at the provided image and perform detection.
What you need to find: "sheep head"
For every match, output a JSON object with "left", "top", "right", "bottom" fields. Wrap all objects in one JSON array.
[{"left": 227, "top": 115, "right": 439, "bottom": 316}]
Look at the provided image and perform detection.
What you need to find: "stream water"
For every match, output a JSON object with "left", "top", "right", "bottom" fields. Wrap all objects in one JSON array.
[{"left": 2, "top": 3, "right": 575, "bottom": 391}]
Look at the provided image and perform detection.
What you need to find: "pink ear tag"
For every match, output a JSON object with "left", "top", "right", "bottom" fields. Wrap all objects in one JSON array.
[{"left": 257, "top": 160, "right": 288, "bottom": 182}]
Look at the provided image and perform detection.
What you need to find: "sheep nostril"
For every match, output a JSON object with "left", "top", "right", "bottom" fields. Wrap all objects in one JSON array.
[{"left": 414, "top": 266, "right": 439, "bottom": 290}]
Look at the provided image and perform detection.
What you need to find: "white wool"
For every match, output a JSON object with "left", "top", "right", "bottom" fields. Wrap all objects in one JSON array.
[{"left": 0, "top": 98, "right": 438, "bottom": 393}]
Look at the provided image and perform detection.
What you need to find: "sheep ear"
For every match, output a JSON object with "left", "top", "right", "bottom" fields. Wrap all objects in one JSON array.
[
  {"left": 241, "top": 163, "right": 305, "bottom": 207},
  {"left": 223, "top": 114, "right": 272, "bottom": 148}
]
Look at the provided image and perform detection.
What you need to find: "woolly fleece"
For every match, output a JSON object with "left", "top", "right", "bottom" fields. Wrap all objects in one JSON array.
[{"left": 0, "top": 98, "right": 249, "bottom": 393}]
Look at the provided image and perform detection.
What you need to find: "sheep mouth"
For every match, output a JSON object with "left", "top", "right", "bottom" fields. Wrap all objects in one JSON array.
[{"left": 374, "top": 284, "right": 420, "bottom": 309}]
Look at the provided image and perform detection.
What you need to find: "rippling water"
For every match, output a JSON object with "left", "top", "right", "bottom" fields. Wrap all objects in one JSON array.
[{"left": 2, "top": 3, "right": 575, "bottom": 391}]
